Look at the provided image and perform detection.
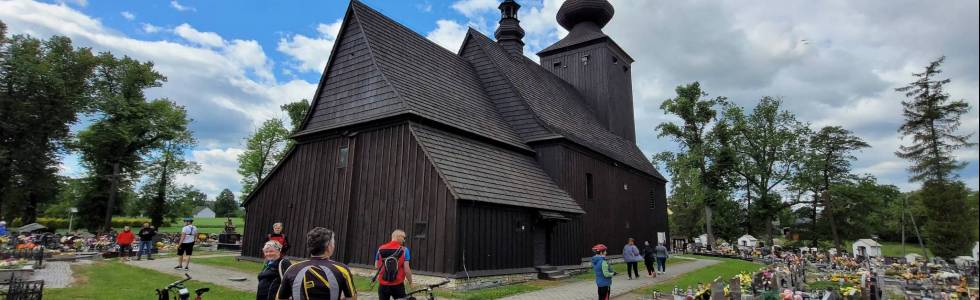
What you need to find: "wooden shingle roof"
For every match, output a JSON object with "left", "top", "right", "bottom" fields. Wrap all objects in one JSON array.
[
  {"left": 411, "top": 124, "right": 583, "bottom": 214},
  {"left": 463, "top": 30, "right": 664, "bottom": 180}
]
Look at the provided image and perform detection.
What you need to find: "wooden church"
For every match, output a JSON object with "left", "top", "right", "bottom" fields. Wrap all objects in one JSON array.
[{"left": 242, "top": 0, "right": 669, "bottom": 278}]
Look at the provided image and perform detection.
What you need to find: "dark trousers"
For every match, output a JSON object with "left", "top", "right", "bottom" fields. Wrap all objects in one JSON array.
[
  {"left": 625, "top": 262, "right": 639, "bottom": 279},
  {"left": 378, "top": 284, "right": 406, "bottom": 300},
  {"left": 643, "top": 258, "right": 655, "bottom": 275},
  {"left": 597, "top": 286, "right": 610, "bottom": 300},
  {"left": 656, "top": 257, "right": 667, "bottom": 272}
]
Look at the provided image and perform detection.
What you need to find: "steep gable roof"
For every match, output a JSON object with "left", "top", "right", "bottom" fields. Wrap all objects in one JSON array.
[
  {"left": 410, "top": 123, "right": 583, "bottom": 214},
  {"left": 462, "top": 30, "right": 664, "bottom": 180},
  {"left": 297, "top": 1, "right": 529, "bottom": 151}
]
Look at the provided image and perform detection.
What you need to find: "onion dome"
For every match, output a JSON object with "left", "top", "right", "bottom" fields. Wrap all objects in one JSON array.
[{"left": 556, "top": 0, "right": 615, "bottom": 31}]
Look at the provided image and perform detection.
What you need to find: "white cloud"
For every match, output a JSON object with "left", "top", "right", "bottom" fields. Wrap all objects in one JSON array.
[
  {"left": 170, "top": 0, "right": 196, "bottom": 12},
  {"left": 451, "top": 0, "right": 498, "bottom": 18},
  {"left": 120, "top": 11, "right": 135, "bottom": 21},
  {"left": 175, "top": 148, "right": 245, "bottom": 197},
  {"left": 174, "top": 23, "right": 225, "bottom": 48},
  {"left": 426, "top": 20, "right": 468, "bottom": 52},
  {"left": 142, "top": 23, "right": 162, "bottom": 33},
  {"left": 56, "top": 0, "right": 87, "bottom": 7},
  {"left": 276, "top": 19, "right": 343, "bottom": 73},
  {"left": 0, "top": 0, "right": 317, "bottom": 195},
  {"left": 417, "top": 1, "right": 433, "bottom": 13}
]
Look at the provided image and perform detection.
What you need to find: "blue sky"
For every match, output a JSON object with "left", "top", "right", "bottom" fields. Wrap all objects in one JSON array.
[{"left": 1, "top": 0, "right": 977, "bottom": 199}]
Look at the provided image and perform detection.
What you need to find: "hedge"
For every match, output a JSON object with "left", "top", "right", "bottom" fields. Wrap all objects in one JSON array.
[{"left": 9, "top": 217, "right": 172, "bottom": 230}]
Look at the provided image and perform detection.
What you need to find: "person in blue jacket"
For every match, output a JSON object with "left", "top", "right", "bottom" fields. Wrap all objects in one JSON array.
[{"left": 592, "top": 244, "right": 617, "bottom": 300}]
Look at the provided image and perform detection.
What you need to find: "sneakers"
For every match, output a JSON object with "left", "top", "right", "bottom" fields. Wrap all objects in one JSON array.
[
  {"left": 184, "top": 267, "right": 190, "bottom": 271},
  {"left": 174, "top": 265, "right": 182, "bottom": 270}
]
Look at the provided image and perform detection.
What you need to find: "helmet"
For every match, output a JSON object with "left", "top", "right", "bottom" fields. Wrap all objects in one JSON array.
[
  {"left": 183, "top": 217, "right": 194, "bottom": 222},
  {"left": 592, "top": 244, "right": 608, "bottom": 253}
]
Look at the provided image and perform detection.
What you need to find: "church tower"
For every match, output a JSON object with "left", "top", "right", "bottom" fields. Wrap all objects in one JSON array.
[
  {"left": 495, "top": 0, "right": 526, "bottom": 58},
  {"left": 537, "top": 0, "right": 636, "bottom": 142}
]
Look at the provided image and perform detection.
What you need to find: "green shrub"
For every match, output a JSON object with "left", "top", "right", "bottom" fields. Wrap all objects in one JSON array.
[{"left": 9, "top": 217, "right": 171, "bottom": 230}]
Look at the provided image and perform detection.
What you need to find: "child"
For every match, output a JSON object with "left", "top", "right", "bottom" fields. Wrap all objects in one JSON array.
[{"left": 592, "top": 244, "right": 617, "bottom": 300}]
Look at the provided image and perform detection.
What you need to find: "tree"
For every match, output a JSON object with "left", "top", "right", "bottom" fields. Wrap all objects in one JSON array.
[
  {"left": 896, "top": 57, "right": 977, "bottom": 260},
  {"left": 725, "top": 97, "right": 808, "bottom": 245},
  {"left": 237, "top": 118, "right": 289, "bottom": 197},
  {"left": 74, "top": 53, "right": 191, "bottom": 230},
  {"left": 807, "top": 126, "right": 868, "bottom": 249},
  {"left": 895, "top": 56, "right": 976, "bottom": 183},
  {"left": 0, "top": 26, "right": 97, "bottom": 221},
  {"left": 280, "top": 99, "right": 310, "bottom": 132},
  {"left": 212, "top": 189, "right": 238, "bottom": 217},
  {"left": 655, "top": 82, "right": 735, "bottom": 249},
  {"left": 142, "top": 133, "right": 199, "bottom": 228}
]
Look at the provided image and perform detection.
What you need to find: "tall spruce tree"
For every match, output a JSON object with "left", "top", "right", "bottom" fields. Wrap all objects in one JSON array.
[
  {"left": 896, "top": 57, "right": 976, "bottom": 259},
  {"left": 212, "top": 189, "right": 238, "bottom": 217}
]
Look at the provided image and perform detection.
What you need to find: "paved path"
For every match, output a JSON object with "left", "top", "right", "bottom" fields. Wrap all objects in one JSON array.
[
  {"left": 125, "top": 253, "right": 256, "bottom": 291},
  {"left": 32, "top": 260, "right": 91, "bottom": 288},
  {"left": 501, "top": 258, "right": 718, "bottom": 300}
]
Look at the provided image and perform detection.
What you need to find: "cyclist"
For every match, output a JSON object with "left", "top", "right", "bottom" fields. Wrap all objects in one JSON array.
[{"left": 277, "top": 227, "right": 356, "bottom": 300}]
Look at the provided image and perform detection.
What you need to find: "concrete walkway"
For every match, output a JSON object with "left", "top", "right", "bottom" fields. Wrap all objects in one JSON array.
[
  {"left": 124, "top": 253, "right": 256, "bottom": 291},
  {"left": 501, "top": 258, "right": 718, "bottom": 300}
]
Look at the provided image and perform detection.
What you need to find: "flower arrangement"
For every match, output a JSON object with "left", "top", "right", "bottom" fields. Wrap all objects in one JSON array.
[{"left": 0, "top": 258, "right": 30, "bottom": 270}]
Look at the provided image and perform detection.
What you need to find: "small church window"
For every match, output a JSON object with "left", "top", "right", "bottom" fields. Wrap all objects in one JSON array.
[
  {"left": 623, "top": 65, "right": 629, "bottom": 72},
  {"left": 552, "top": 60, "right": 562, "bottom": 68},
  {"left": 581, "top": 55, "right": 590, "bottom": 65},
  {"left": 612, "top": 56, "right": 618, "bottom": 64},
  {"left": 414, "top": 222, "right": 428, "bottom": 239},
  {"left": 338, "top": 146, "right": 349, "bottom": 168},
  {"left": 586, "top": 173, "right": 594, "bottom": 201}
]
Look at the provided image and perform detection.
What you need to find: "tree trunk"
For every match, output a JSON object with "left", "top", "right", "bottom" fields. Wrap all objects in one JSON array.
[
  {"left": 102, "top": 161, "right": 120, "bottom": 231},
  {"left": 811, "top": 192, "right": 819, "bottom": 247},
  {"left": 824, "top": 191, "right": 841, "bottom": 249},
  {"left": 705, "top": 205, "right": 715, "bottom": 250},
  {"left": 24, "top": 190, "right": 38, "bottom": 224},
  {"left": 150, "top": 154, "right": 170, "bottom": 228}
]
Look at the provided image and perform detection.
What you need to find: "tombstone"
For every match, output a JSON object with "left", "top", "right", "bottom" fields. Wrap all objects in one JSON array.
[
  {"left": 730, "top": 277, "right": 742, "bottom": 300},
  {"left": 710, "top": 282, "right": 725, "bottom": 300}
]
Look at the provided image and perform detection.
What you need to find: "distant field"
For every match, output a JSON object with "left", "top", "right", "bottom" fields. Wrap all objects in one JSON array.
[{"left": 157, "top": 217, "right": 244, "bottom": 233}]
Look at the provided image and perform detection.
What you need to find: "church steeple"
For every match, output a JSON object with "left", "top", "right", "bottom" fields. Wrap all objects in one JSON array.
[{"left": 494, "top": 0, "right": 525, "bottom": 58}]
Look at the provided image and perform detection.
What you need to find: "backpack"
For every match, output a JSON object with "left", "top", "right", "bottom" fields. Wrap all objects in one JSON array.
[
  {"left": 372, "top": 247, "right": 404, "bottom": 283},
  {"left": 290, "top": 262, "right": 340, "bottom": 300}
]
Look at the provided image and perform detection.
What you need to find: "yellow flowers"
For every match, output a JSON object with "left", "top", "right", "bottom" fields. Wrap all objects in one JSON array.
[{"left": 840, "top": 286, "right": 859, "bottom": 296}]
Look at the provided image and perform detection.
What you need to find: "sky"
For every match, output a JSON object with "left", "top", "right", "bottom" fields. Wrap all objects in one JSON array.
[{"left": 1, "top": 0, "right": 977, "bottom": 200}]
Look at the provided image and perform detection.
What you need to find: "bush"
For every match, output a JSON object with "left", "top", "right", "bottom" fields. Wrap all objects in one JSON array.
[{"left": 9, "top": 217, "right": 171, "bottom": 230}]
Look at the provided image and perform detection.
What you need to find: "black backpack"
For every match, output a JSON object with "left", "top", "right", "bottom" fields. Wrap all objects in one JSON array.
[{"left": 373, "top": 247, "right": 404, "bottom": 283}]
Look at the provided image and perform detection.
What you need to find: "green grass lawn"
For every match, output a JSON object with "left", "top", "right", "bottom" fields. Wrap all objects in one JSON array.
[
  {"left": 158, "top": 217, "right": 244, "bottom": 233},
  {"left": 434, "top": 280, "right": 562, "bottom": 300},
  {"left": 44, "top": 261, "right": 253, "bottom": 300},
  {"left": 571, "top": 256, "right": 694, "bottom": 280},
  {"left": 635, "top": 256, "right": 764, "bottom": 295},
  {"left": 843, "top": 240, "right": 932, "bottom": 257}
]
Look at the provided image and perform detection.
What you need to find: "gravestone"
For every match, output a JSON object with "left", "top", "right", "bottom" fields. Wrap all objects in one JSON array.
[
  {"left": 710, "top": 282, "right": 725, "bottom": 300},
  {"left": 730, "top": 277, "right": 742, "bottom": 300}
]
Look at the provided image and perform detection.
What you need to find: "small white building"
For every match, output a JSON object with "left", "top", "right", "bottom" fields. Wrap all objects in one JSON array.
[
  {"left": 905, "top": 253, "right": 923, "bottom": 263},
  {"left": 737, "top": 234, "right": 758, "bottom": 248},
  {"left": 852, "top": 239, "right": 882, "bottom": 258},
  {"left": 695, "top": 234, "right": 709, "bottom": 245},
  {"left": 193, "top": 206, "right": 216, "bottom": 218}
]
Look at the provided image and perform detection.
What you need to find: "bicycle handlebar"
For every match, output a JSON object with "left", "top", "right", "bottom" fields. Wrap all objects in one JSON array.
[
  {"left": 405, "top": 279, "right": 451, "bottom": 296},
  {"left": 166, "top": 273, "right": 192, "bottom": 290}
]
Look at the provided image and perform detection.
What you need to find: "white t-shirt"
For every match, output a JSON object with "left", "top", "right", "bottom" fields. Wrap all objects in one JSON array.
[{"left": 181, "top": 225, "right": 197, "bottom": 244}]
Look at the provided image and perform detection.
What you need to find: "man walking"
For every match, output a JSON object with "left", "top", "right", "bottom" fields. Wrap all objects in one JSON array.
[
  {"left": 137, "top": 222, "right": 156, "bottom": 260},
  {"left": 116, "top": 226, "right": 135, "bottom": 261},
  {"left": 175, "top": 218, "right": 197, "bottom": 271},
  {"left": 277, "top": 227, "right": 356, "bottom": 300},
  {"left": 655, "top": 242, "right": 669, "bottom": 274},
  {"left": 592, "top": 244, "right": 616, "bottom": 300},
  {"left": 374, "top": 229, "right": 413, "bottom": 300}
]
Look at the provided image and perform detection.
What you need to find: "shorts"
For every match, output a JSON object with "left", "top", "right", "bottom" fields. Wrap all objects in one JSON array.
[{"left": 177, "top": 242, "right": 195, "bottom": 256}]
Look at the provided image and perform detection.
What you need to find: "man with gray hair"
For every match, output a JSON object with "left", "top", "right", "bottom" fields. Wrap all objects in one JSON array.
[{"left": 277, "top": 227, "right": 356, "bottom": 300}]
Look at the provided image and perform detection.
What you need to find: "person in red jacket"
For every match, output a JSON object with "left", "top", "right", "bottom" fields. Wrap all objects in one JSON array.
[
  {"left": 116, "top": 226, "right": 135, "bottom": 261},
  {"left": 267, "top": 222, "right": 289, "bottom": 253}
]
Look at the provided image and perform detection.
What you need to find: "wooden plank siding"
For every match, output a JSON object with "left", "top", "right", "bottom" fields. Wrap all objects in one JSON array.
[
  {"left": 533, "top": 141, "right": 667, "bottom": 260},
  {"left": 244, "top": 122, "right": 457, "bottom": 274},
  {"left": 455, "top": 201, "right": 535, "bottom": 272}
]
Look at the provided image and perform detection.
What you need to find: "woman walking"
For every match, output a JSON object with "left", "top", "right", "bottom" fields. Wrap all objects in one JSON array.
[
  {"left": 256, "top": 240, "right": 291, "bottom": 300},
  {"left": 267, "top": 222, "right": 289, "bottom": 253},
  {"left": 622, "top": 238, "right": 642, "bottom": 280},
  {"left": 642, "top": 241, "right": 656, "bottom": 278}
]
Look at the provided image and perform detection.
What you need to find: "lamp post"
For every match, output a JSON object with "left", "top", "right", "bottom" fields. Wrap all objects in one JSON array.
[{"left": 68, "top": 207, "right": 78, "bottom": 233}]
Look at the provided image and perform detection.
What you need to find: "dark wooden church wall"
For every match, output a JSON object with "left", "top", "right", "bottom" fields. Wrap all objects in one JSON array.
[
  {"left": 243, "top": 122, "right": 457, "bottom": 274},
  {"left": 343, "top": 123, "right": 457, "bottom": 274},
  {"left": 455, "top": 201, "right": 535, "bottom": 272},
  {"left": 534, "top": 142, "right": 662, "bottom": 259}
]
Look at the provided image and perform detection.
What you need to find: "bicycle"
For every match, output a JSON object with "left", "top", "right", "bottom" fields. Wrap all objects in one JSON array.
[
  {"left": 156, "top": 273, "right": 210, "bottom": 300},
  {"left": 397, "top": 279, "right": 451, "bottom": 300}
]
